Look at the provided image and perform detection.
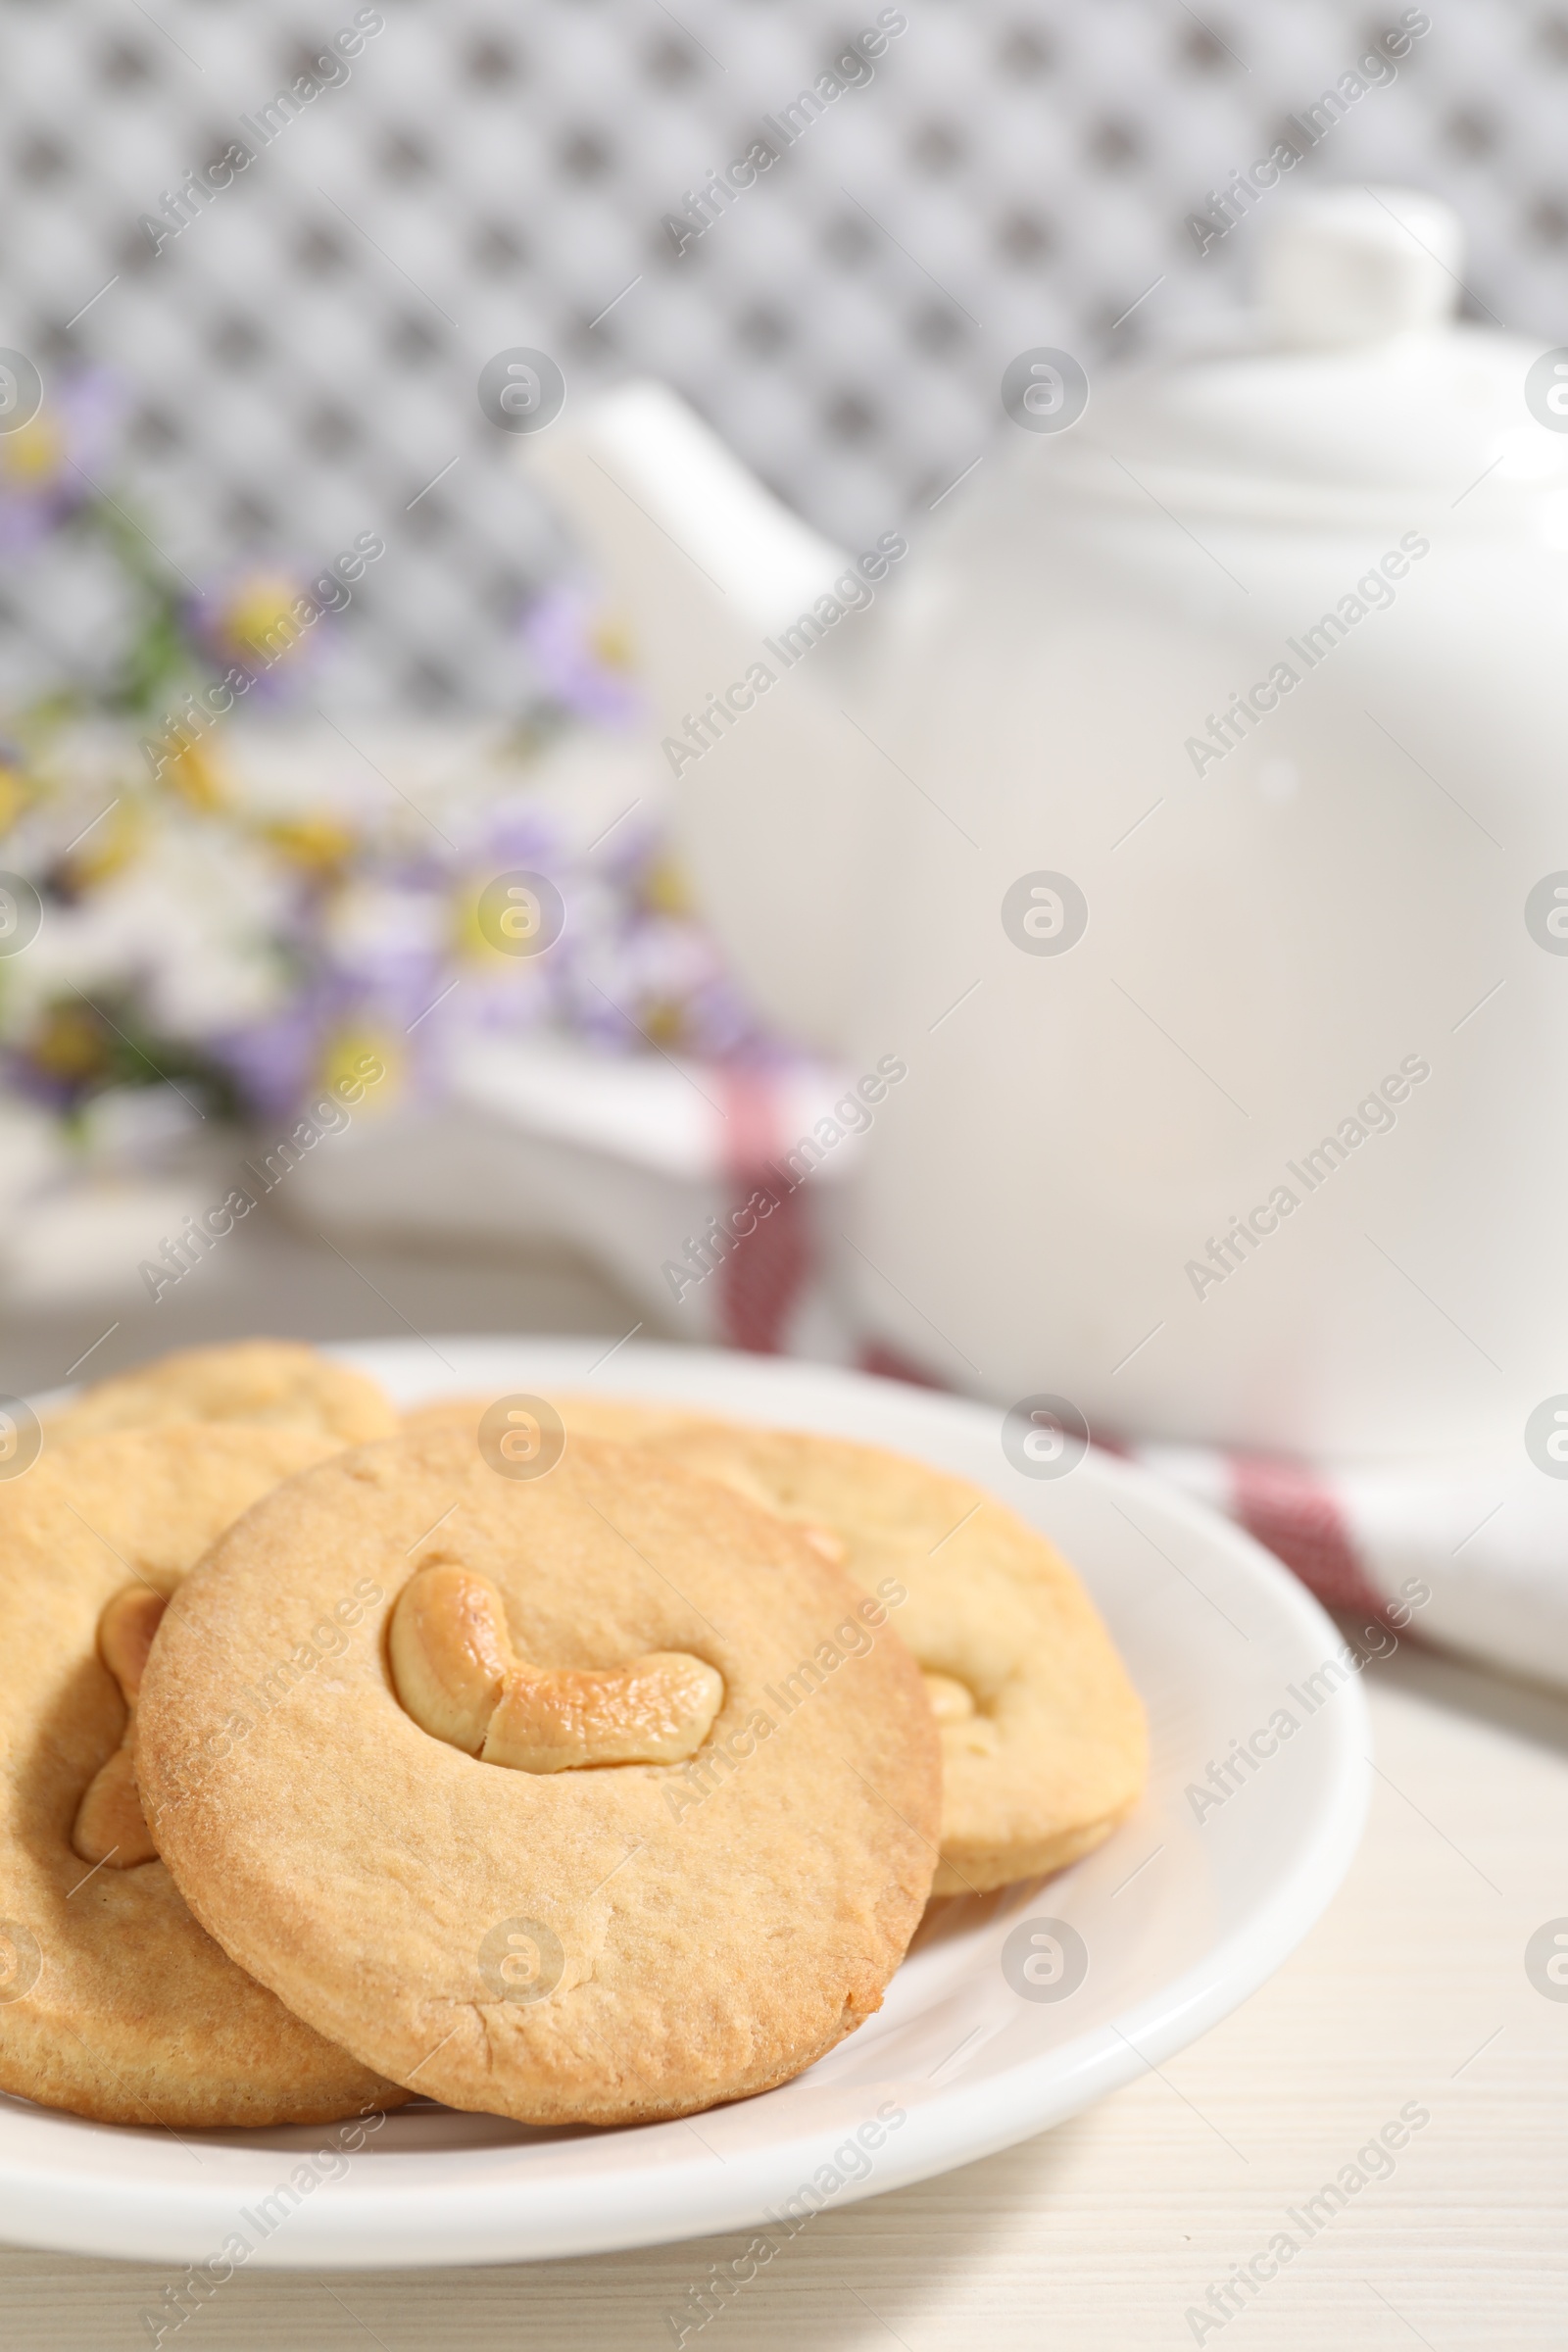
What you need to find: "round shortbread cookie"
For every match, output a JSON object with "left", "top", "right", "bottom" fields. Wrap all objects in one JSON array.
[
  {"left": 0, "top": 1423, "right": 407, "bottom": 2129},
  {"left": 609, "top": 1418, "right": 1148, "bottom": 1896},
  {"left": 405, "top": 1394, "right": 1147, "bottom": 1895},
  {"left": 55, "top": 1340, "right": 396, "bottom": 1447},
  {"left": 137, "top": 1429, "right": 941, "bottom": 2128}
]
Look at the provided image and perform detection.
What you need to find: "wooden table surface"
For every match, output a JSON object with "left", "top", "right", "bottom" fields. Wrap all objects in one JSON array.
[{"left": 3, "top": 1633, "right": 1563, "bottom": 2352}]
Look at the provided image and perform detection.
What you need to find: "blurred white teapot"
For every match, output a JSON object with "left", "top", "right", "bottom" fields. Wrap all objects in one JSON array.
[{"left": 535, "top": 187, "right": 1568, "bottom": 1460}]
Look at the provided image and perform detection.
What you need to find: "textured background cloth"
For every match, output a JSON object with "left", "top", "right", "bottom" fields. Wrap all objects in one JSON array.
[{"left": 2, "top": 0, "right": 1565, "bottom": 708}]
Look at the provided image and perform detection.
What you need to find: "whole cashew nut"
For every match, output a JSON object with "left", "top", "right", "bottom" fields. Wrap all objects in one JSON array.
[
  {"left": 389, "top": 1563, "right": 724, "bottom": 1773},
  {"left": 73, "top": 1586, "right": 169, "bottom": 1868}
]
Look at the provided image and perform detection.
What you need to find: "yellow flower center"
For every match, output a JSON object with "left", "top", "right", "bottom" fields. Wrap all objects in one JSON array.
[
  {"left": 161, "top": 738, "right": 226, "bottom": 812},
  {"left": 641, "top": 854, "right": 694, "bottom": 918},
  {"left": 220, "top": 575, "right": 309, "bottom": 664},
  {"left": 0, "top": 415, "right": 65, "bottom": 488},
  {"left": 263, "top": 816, "right": 354, "bottom": 871},
  {"left": 318, "top": 1031, "right": 398, "bottom": 1112},
  {"left": 31, "top": 1004, "right": 109, "bottom": 1082},
  {"left": 66, "top": 799, "right": 144, "bottom": 889},
  {"left": 588, "top": 612, "right": 636, "bottom": 672},
  {"left": 0, "top": 765, "right": 29, "bottom": 839}
]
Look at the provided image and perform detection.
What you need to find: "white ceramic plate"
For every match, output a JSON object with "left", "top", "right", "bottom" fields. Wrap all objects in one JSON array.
[{"left": 0, "top": 1340, "right": 1368, "bottom": 2268}]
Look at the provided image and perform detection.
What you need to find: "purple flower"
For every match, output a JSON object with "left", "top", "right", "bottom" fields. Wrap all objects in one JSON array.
[
  {"left": 186, "top": 567, "right": 334, "bottom": 698},
  {"left": 519, "top": 585, "right": 644, "bottom": 726},
  {"left": 0, "top": 368, "right": 123, "bottom": 552},
  {"left": 211, "top": 997, "right": 324, "bottom": 1119}
]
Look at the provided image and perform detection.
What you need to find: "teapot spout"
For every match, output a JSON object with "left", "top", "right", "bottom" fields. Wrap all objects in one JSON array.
[{"left": 530, "top": 381, "right": 873, "bottom": 1051}]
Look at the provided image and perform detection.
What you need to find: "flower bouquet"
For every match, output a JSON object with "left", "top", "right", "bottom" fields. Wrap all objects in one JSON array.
[{"left": 0, "top": 371, "right": 802, "bottom": 1319}]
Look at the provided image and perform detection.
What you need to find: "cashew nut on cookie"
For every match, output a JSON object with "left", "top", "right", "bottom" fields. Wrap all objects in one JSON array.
[
  {"left": 389, "top": 1562, "right": 723, "bottom": 1772},
  {"left": 73, "top": 1586, "right": 169, "bottom": 1867}
]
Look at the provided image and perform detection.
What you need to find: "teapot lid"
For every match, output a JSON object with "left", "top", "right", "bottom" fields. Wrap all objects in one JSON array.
[{"left": 1047, "top": 187, "right": 1568, "bottom": 529}]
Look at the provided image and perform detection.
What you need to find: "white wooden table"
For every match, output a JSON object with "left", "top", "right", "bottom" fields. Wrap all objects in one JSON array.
[{"left": 3, "top": 1636, "right": 1564, "bottom": 2350}]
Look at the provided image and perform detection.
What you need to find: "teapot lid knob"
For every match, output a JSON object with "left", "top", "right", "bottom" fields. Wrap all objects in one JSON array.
[{"left": 1260, "top": 185, "right": 1463, "bottom": 348}]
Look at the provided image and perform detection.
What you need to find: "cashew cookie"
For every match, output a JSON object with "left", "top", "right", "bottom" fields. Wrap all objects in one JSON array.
[
  {"left": 404, "top": 1395, "right": 1148, "bottom": 1895},
  {"left": 137, "top": 1428, "right": 941, "bottom": 2128},
  {"left": 607, "top": 1416, "right": 1149, "bottom": 1895},
  {"left": 0, "top": 1423, "right": 407, "bottom": 2129},
  {"left": 55, "top": 1339, "right": 396, "bottom": 1446}
]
